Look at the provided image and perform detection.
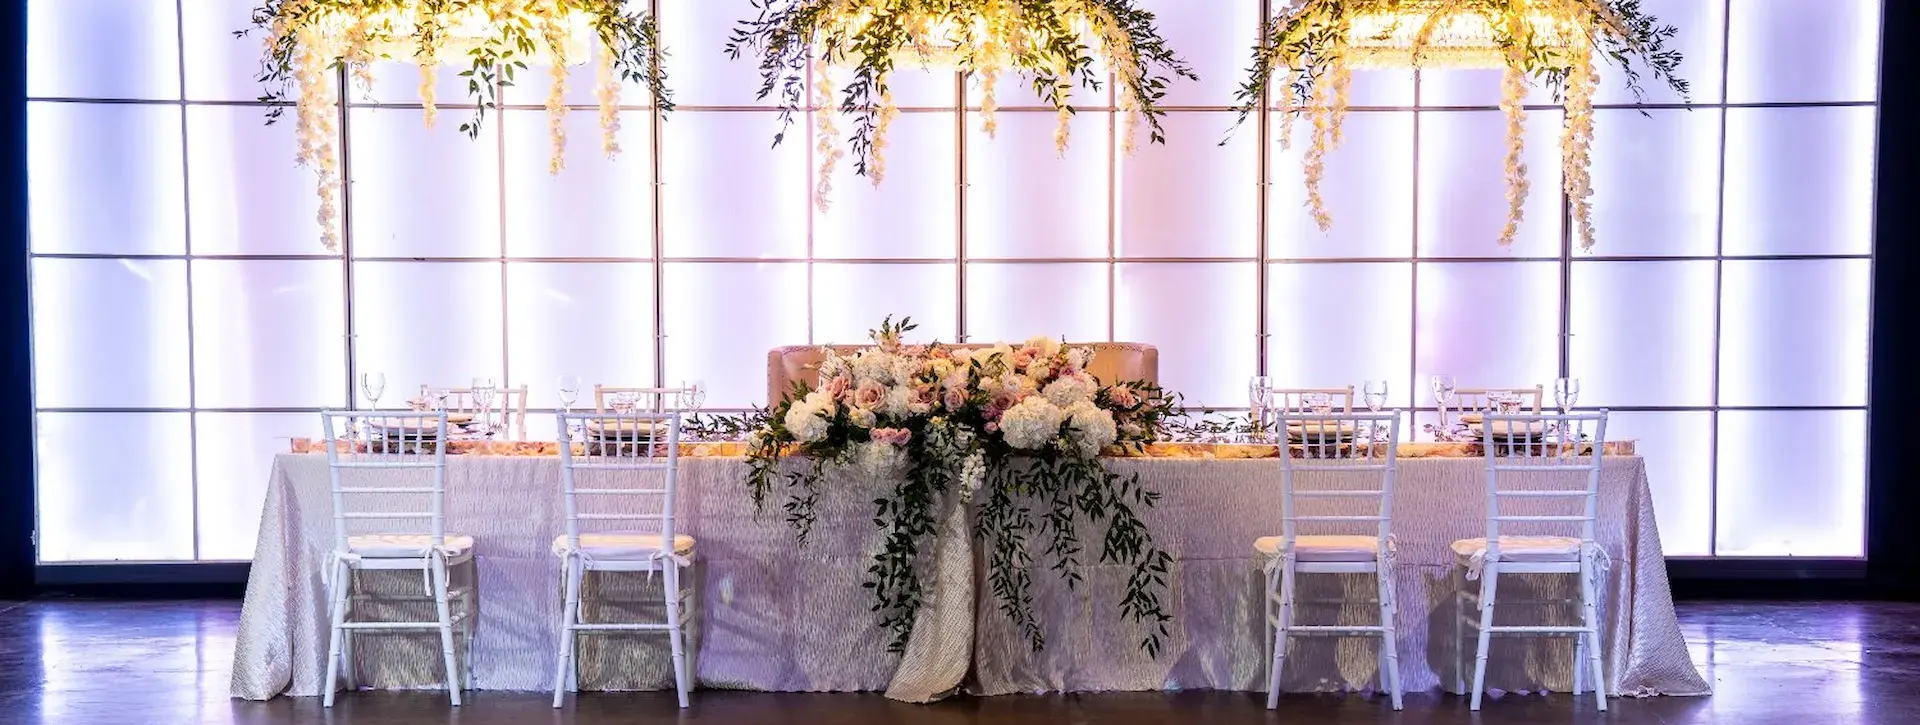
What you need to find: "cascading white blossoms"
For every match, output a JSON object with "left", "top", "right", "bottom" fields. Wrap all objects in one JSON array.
[
  {"left": 247, "top": 0, "right": 668, "bottom": 252},
  {"left": 1240, "top": 0, "right": 1688, "bottom": 250},
  {"left": 727, "top": 0, "right": 1197, "bottom": 211}
]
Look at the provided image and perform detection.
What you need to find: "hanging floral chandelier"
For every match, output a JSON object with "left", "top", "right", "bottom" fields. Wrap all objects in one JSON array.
[
  {"left": 244, "top": 0, "right": 672, "bottom": 252},
  {"left": 726, "top": 0, "right": 1197, "bottom": 209},
  {"left": 1237, "top": 0, "right": 1688, "bottom": 249}
]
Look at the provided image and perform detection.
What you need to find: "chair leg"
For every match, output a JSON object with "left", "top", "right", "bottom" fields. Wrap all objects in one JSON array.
[
  {"left": 1580, "top": 552, "right": 1608, "bottom": 712},
  {"left": 1572, "top": 626, "right": 1585, "bottom": 696},
  {"left": 338, "top": 564, "right": 356, "bottom": 692},
  {"left": 552, "top": 556, "right": 581, "bottom": 709},
  {"left": 1262, "top": 565, "right": 1278, "bottom": 665},
  {"left": 665, "top": 563, "right": 692, "bottom": 708},
  {"left": 1469, "top": 563, "right": 1500, "bottom": 712},
  {"left": 1265, "top": 562, "right": 1296, "bottom": 710},
  {"left": 1377, "top": 563, "right": 1402, "bottom": 711},
  {"left": 322, "top": 559, "right": 351, "bottom": 708},
  {"left": 431, "top": 557, "right": 462, "bottom": 707}
]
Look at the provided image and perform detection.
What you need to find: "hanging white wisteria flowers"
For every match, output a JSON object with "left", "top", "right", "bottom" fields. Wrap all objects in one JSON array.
[
  {"left": 242, "top": 0, "right": 672, "bottom": 252},
  {"left": 725, "top": 0, "right": 1197, "bottom": 210},
  {"left": 1235, "top": 0, "right": 1688, "bottom": 249}
]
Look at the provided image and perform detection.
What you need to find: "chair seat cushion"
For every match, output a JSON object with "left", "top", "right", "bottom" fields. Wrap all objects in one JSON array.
[
  {"left": 552, "top": 532, "right": 695, "bottom": 560},
  {"left": 1253, "top": 535, "right": 1386, "bottom": 562},
  {"left": 347, "top": 533, "right": 475, "bottom": 558},
  {"left": 1450, "top": 535, "right": 1583, "bottom": 563}
]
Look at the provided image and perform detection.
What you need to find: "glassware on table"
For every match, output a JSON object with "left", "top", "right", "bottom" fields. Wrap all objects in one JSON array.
[
  {"left": 471, "top": 377, "right": 497, "bottom": 437},
  {"left": 1362, "top": 380, "right": 1389, "bottom": 441},
  {"left": 678, "top": 380, "right": 707, "bottom": 440},
  {"left": 1554, "top": 377, "right": 1580, "bottom": 414},
  {"left": 1247, "top": 376, "right": 1271, "bottom": 442},
  {"left": 1304, "top": 392, "right": 1334, "bottom": 416},
  {"left": 1429, "top": 375, "right": 1457, "bottom": 440},
  {"left": 610, "top": 391, "right": 639, "bottom": 414},
  {"left": 1488, "top": 390, "right": 1521, "bottom": 414},
  {"left": 359, "top": 372, "right": 386, "bottom": 409},
  {"left": 558, "top": 375, "right": 582, "bottom": 442}
]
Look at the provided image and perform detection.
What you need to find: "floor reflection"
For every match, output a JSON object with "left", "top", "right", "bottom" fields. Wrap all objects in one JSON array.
[{"left": 0, "top": 598, "right": 1914, "bottom": 724}]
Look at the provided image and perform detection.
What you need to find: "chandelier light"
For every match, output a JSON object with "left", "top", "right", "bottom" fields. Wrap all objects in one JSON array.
[
  {"left": 1237, "top": 0, "right": 1688, "bottom": 249},
  {"left": 244, "top": 0, "right": 672, "bottom": 252},
  {"left": 726, "top": 0, "right": 1197, "bottom": 209}
]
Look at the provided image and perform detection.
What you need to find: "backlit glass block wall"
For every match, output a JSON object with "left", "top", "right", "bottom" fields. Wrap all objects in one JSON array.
[{"left": 26, "top": 0, "right": 1878, "bottom": 562}]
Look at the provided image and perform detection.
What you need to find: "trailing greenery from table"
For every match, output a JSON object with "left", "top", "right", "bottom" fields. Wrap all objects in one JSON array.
[
  {"left": 745, "top": 318, "right": 1179, "bottom": 655},
  {"left": 240, "top": 0, "right": 671, "bottom": 251},
  {"left": 723, "top": 0, "right": 1197, "bottom": 209},
  {"left": 1233, "top": 0, "right": 1687, "bottom": 249}
]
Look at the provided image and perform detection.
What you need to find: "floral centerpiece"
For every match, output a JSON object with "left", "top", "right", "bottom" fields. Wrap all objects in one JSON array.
[{"left": 746, "top": 318, "right": 1179, "bottom": 655}]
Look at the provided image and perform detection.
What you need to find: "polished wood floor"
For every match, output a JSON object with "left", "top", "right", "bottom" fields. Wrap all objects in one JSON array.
[{"left": 1, "top": 598, "right": 1916, "bottom": 724}]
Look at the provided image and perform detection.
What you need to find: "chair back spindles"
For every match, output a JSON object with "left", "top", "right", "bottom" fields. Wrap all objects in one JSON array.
[
  {"left": 1477, "top": 410, "right": 1609, "bottom": 554},
  {"left": 556, "top": 410, "right": 683, "bottom": 553},
  {"left": 320, "top": 410, "right": 451, "bottom": 553},
  {"left": 1276, "top": 409, "right": 1401, "bottom": 550}
]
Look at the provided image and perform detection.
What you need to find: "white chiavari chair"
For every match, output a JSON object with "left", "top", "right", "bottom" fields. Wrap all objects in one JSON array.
[
  {"left": 551, "top": 410, "right": 695, "bottom": 709},
  {"left": 1256, "top": 409, "right": 1403, "bottom": 711},
  {"left": 592, "top": 384, "right": 696, "bottom": 414},
  {"left": 1453, "top": 410, "right": 1610, "bottom": 711},
  {"left": 318, "top": 410, "right": 475, "bottom": 708},
  {"left": 1444, "top": 385, "right": 1545, "bottom": 421},
  {"left": 1263, "top": 386, "right": 1357, "bottom": 414},
  {"left": 425, "top": 384, "right": 530, "bottom": 440}
]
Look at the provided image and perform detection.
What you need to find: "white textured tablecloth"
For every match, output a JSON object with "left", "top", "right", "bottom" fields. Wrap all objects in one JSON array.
[{"left": 231, "top": 454, "right": 1707, "bottom": 700}]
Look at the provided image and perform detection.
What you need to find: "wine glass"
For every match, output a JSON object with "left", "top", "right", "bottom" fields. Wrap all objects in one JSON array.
[
  {"left": 558, "top": 375, "right": 582, "bottom": 442},
  {"left": 679, "top": 380, "right": 707, "bottom": 414},
  {"left": 1429, "top": 375, "right": 1457, "bottom": 440},
  {"left": 1362, "top": 380, "right": 1388, "bottom": 412},
  {"left": 1305, "top": 392, "right": 1334, "bottom": 416},
  {"left": 1247, "top": 376, "right": 1271, "bottom": 442},
  {"left": 1555, "top": 377, "right": 1580, "bottom": 414},
  {"left": 471, "top": 377, "right": 497, "bottom": 437},
  {"left": 359, "top": 372, "right": 386, "bottom": 410}
]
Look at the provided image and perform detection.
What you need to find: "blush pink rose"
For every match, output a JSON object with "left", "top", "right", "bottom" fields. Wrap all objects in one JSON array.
[
  {"left": 854, "top": 380, "right": 886, "bottom": 410},
  {"left": 1011, "top": 347, "right": 1039, "bottom": 371},
  {"left": 990, "top": 389, "right": 1021, "bottom": 411},
  {"left": 823, "top": 374, "right": 852, "bottom": 401},
  {"left": 872, "top": 427, "right": 912, "bottom": 446},
  {"left": 985, "top": 421, "right": 1000, "bottom": 433},
  {"left": 902, "top": 344, "right": 926, "bottom": 357},
  {"left": 928, "top": 346, "right": 952, "bottom": 360},
  {"left": 943, "top": 385, "right": 968, "bottom": 410},
  {"left": 985, "top": 405, "right": 1005, "bottom": 421},
  {"left": 1109, "top": 384, "right": 1139, "bottom": 408}
]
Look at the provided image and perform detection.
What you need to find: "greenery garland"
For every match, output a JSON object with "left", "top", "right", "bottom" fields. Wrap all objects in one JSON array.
[
  {"left": 724, "top": 0, "right": 1198, "bottom": 208},
  {"left": 1234, "top": 0, "right": 1687, "bottom": 249},
  {"left": 745, "top": 318, "right": 1178, "bottom": 655}
]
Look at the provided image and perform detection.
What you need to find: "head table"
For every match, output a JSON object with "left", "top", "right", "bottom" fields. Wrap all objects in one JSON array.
[{"left": 230, "top": 443, "right": 1708, "bottom": 702}]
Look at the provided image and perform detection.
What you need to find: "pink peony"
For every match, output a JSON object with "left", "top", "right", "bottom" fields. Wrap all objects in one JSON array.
[
  {"left": 1109, "top": 384, "right": 1138, "bottom": 408},
  {"left": 854, "top": 380, "right": 886, "bottom": 410}
]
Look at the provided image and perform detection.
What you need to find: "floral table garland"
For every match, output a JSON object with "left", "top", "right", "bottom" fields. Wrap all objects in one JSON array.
[{"left": 745, "top": 318, "right": 1179, "bottom": 656}]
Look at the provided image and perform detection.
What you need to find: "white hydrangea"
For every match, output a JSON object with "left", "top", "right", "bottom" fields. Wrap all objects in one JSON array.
[
  {"left": 1000, "top": 397, "right": 1066, "bottom": 450},
  {"left": 1042, "top": 374, "right": 1095, "bottom": 408},
  {"left": 784, "top": 400, "right": 830, "bottom": 443},
  {"left": 848, "top": 407, "right": 877, "bottom": 428},
  {"left": 857, "top": 440, "right": 909, "bottom": 478},
  {"left": 853, "top": 351, "right": 894, "bottom": 384},
  {"left": 891, "top": 357, "right": 921, "bottom": 385},
  {"left": 1026, "top": 335, "right": 1063, "bottom": 357},
  {"left": 818, "top": 351, "right": 850, "bottom": 379},
  {"left": 1001, "top": 373, "right": 1038, "bottom": 397},
  {"left": 1065, "top": 347, "right": 1089, "bottom": 371},
  {"left": 1064, "top": 400, "right": 1117, "bottom": 458},
  {"left": 883, "top": 385, "right": 913, "bottom": 418}
]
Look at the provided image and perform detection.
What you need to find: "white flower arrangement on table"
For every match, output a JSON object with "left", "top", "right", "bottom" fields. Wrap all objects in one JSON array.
[{"left": 746, "top": 317, "right": 1180, "bottom": 657}]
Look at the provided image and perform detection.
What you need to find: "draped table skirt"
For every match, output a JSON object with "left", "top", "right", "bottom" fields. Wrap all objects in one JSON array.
[{"left": 231, "top": 454, "right": 1707, "bottom": 701}]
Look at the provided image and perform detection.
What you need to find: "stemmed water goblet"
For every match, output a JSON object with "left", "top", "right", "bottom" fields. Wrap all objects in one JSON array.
[
  {"left": 471, "top": 377, "right": 497, "bottom": 438},
  {"left": 1554, "top": 377, "right": 1581, "bottom": 441},
  {"left": 1362, "top": 380, "right": 1389, "bottom": 442},
  {"left": 558, "top": 375, "right": 582, "bottom": 442},
  {"left": 359, "top": 372, "right": 385, "bottom": 439},
  {"left": 678, "top": 380, "right": 707, "bottom": 440},
  {"left": 1429, "top": 375, "right": 1457, "bottom": 441},
  {"left": 1247, "top": 376, "right": 1272, "bottom": 443}
]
